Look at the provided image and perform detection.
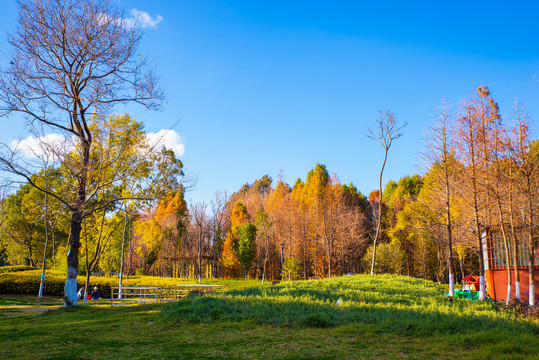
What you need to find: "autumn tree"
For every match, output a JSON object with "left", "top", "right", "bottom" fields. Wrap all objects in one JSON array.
[
  {"left": 421, "top": 101, "right": 458, "bottom": 296},
  {"left": 508, "top": 103, "right": 538, "bottom": 305},
  {"left": 384, "top": 175, "right": 423, "bottom": 276},
  {"left": 306, "top": 164, "right": 332, "bottom": 277},
  {"left": 156, "top": 190, "right": 188, "bottom": 276},
  {"left": 455, "top": 87, "right": 502, "bottom": 301},
  {"left": 221, "top": 232, "right": 241, "bottom": 278},
  {"left": 221, "top": 201, "right": 250, "bottom": 278},
  {"left": 255, "top": 205, "right": 272, "bottom": 284},
  {"left": 133, "top": 215, "right": 162, "bottom": 275},
  {"left": 0, "top": 0, "right": 163, "bottom": 306},
  {"left": 487, "top": 103, "right": 514, "bottom": 304}
]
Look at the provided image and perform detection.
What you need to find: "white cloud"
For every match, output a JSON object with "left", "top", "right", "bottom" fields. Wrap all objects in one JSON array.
[
  {"left": 9, "top": 134, "right": 71, "bottom": 159},
  {"left": 146, "top": 129, "right": 185, "bottom": 157},
  {"left": 123, "top": 9, "right": 163, "bottom": 29},
  {"left": 9, "top": 129, "right": 184, "bottom": 161}
]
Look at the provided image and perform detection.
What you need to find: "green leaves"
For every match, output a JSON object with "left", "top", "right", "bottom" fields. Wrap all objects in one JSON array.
[{"left": 237, "top": 223, "right": 257, "bottom": 275}]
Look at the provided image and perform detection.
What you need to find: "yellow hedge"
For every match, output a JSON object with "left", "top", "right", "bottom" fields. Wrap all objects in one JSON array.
[
  {"left": 0, "top": 270, "right": 255, "bottom": 297},
  {"left": 0, "top": 265, "right": 38, "bottom": 274},
  {"left": 0, "top": 271, "right": 195, "bottom": 298}
]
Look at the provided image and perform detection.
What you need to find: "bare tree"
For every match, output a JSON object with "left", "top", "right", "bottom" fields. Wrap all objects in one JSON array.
[
  {"left": 421, "top": 100, "right": 458, "bottom": 296},
  {"left": 191, "top": 202, "right": 208, "bottom": 282},
  {"left": 508, "top": 103, "right": 537, "bottom": 306},
  {"left": 0, "top": 0, "right": 163, "bottom": 306},
  {"left": 489, "top": 111, "right": 513, "bottom": 305},
  {"left": 367, "top": 110, "right": 407, "bottom": 275},
  {"left": 210, "top": 190, "right": 229, "bottom": 278},
  {"left": 456, "top": 96, "right": 488, "bottom": 301}
]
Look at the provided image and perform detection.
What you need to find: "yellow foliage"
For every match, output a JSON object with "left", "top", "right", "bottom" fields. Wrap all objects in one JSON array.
[
  {"left": 133, "top": 219, "right": 162, "bottom": 256},
  {"left": 231, "top": 201, "right": 250, "bottom": 227}
]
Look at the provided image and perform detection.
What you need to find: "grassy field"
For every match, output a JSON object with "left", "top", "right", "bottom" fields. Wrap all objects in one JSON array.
[{"left": 1, "top": 275, "right": 538, "bottom": 359}]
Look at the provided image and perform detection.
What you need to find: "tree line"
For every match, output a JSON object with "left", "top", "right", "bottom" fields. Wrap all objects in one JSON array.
[{"left": 0, "top": 87, "right": 537, "bottom": 306}]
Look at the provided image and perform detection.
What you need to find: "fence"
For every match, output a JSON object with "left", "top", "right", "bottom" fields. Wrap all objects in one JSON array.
[{"left": 110, "top": 284, "right": 227, "bottom": 306}]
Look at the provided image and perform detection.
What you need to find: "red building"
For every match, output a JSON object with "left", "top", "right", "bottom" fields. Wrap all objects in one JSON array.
[{"left": 481, "top": 226, "right": 538, "bottom": 304}]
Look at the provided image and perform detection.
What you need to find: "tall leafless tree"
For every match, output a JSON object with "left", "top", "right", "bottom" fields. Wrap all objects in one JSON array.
[
  {"left": 0, "top": 0, "right": 163, "bottom": 306},
  {"left": 367, "top": 110, "right": 407, "bottom": 275}
]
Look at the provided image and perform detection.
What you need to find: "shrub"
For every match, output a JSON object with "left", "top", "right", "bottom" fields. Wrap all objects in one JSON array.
[
  {"left": 0, "top": 270, "right": 254, "bottom": 297},
  {"left": 0, "top": 270, "right": 115, "bottom": 298},
  {"left": 0, "top": 265, "right": 38, "bottom": 274}
]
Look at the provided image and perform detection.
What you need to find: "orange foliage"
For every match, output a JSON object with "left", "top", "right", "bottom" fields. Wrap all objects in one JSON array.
[
  {"left": 230, "top": 201, "right": 250, "bottom": 227},
  {"left": 155, "top": 190, "right": 187, "bottom": 229},
  {"left": 221, "top": 231, "right": 241, "bottom": 278}
]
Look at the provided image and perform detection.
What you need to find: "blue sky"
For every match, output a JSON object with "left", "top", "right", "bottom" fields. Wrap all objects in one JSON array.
[{"left": 1, "top": 1, "right": 538, "bottom": 204}]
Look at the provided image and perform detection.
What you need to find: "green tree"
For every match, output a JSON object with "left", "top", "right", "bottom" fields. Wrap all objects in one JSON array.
[
  {"left": 281, "top": 257, "right": 302, "bottom": 281},
  {"left": 0, "top": 0, "right": 163, "bottom": 306},
  {"left": 237, "top": 223, "right": 257, "bottom": 278}
]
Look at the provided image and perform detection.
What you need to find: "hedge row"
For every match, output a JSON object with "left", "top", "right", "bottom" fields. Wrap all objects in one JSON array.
[
  {"left": 0, "top": 265, "right": 38, "bottom": 274},
  {"left": 0, "top": 270, "right": 115, "bottom": 298},
  {"left": 0, "top": 270, "right": 237, "bottom": 298}
]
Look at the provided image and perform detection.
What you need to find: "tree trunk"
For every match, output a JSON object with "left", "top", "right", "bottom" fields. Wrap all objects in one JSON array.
[
  {"left": 371, "top": 147, "right": 388, "bottom": 275},
  {"left": 527, "top": 185, "right": 535, "bottom": 305},
  {"left": 261, "top": 235, "right": 269, "bottom": 285},
  {"left": 509, "top": 165, "right": 521, "bottom": 300},
  {"left": 38, "top": 190, "right": 49, "bottom": 299},
  {"left": 445, "top": 173, "right": 455, "bottom": 297},
  {"left": 118, "top": 209, "right": 128, "bottom": 298},
  {"left": 64, "top": 211, "right": 82, "bottom": 307},
  {"left": 495, "top": 198, "right": 512, "bottom": 305},
  {"left": 64, "top": 127, "right": 90, "bottom": 307},
  {"left": 469, "top": 123, "right": 486, "bottom": 301}
]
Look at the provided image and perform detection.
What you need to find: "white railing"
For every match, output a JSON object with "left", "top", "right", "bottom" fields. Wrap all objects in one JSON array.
[{"left": 110, "top": 284, "right": 227, "bottom": 306}]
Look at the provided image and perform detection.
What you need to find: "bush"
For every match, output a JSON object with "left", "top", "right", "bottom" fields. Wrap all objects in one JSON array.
[
  {"left": 0, "top": 270, "right": 115, "bottom": 298},
  {"left": 0, "top": 270, "right": 65, "bottom": 296},
  {"left": 0, "top": 269, "right": 253, "bottom": 298},
  {"left": 0, "top": 265, "right": 38, "bottom": 274}
]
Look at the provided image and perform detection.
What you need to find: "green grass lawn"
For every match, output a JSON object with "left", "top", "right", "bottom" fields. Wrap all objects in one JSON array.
[{"left": 1, "top": 275, "right": 537, "bottom": 359}]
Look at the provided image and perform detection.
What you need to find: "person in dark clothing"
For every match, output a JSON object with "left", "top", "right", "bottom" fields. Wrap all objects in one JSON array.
[
  {"left": 91, "top": 286, "right": 100, "bottom": 300},
  {"left": 78, "top": 286, "right": 85, "bottom": 300}
]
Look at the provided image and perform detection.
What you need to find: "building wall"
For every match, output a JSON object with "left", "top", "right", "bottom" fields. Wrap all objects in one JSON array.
[{"left": 486, "top": 269, "right": 539, "bottom": 303}]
